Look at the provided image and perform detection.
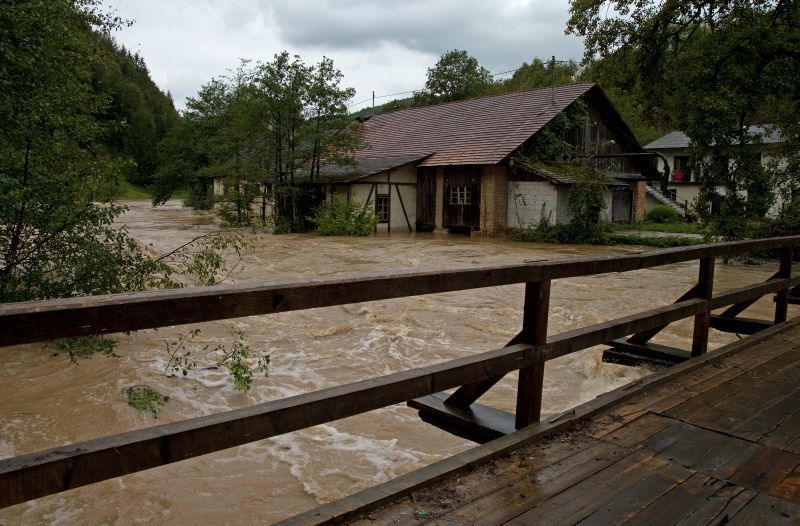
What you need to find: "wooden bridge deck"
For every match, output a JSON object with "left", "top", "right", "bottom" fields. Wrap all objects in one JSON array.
[{"left": 290, "top": 320, "right": 800, "bottom": 525}]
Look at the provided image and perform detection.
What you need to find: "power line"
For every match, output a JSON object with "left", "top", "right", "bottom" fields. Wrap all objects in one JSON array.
[{"left": 347, "top": 57, "right": 581, "bottom": 110}]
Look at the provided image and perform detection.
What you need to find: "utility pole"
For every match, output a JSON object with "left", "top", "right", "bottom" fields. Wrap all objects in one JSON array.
[
  {"left": 550, "top": 55, "right": 556, "bottom": 104},
  {"left": 372, "top": 90, "right": 375, "bottom": 117}
]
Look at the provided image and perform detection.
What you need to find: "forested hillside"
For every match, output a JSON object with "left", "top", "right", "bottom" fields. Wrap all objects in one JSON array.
[{"left": 94, "top": 37, "right": 180, "bottom": 186}]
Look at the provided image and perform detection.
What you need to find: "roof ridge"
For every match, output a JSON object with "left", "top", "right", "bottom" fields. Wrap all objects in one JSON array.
[{"left": 364, "top": 82, "right": 597, "bottom": 122}]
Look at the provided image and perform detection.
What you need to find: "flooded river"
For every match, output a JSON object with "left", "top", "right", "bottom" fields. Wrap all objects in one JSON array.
[{"left": 0, "top": 201, "right": 789, "bottom": 525}]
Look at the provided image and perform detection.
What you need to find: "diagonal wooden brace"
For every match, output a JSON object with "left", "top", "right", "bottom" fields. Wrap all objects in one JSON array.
[
  {"left": 446, "top": 280, "right": 551, "bottom": 413},
  {"left": 628, "top": 283, "right": 701, "bottom": 344},
  {"left": 721, "top": 269, "right": 782, "bottom": 319},
  {"left": 628, "top": 257, "right": 716, "bottom": 349}
]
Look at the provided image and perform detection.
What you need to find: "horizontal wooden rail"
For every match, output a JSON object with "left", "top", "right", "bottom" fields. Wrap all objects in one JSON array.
[
  {"left": 0, "top": 236, "right": 796, "bottom": 512},
  {"left": 545, "top": 298, "right": 707, "bottom": 361},
  {"left": 710, "top": 279, "right": 790, "bottom": 311},
  {"left": 0, "top": 297, "right": 709, "bottom": 507},
  {"left": 1, "top": 236, "right": 798, "bottom": 347},
  {"left": 0, "top": 343, "right": 534, "bottom": 508}
]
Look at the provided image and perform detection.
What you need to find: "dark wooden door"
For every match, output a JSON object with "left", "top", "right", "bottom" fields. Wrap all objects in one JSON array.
[
  {"left": 611, "top": 187, "right": 632, "bottom": 222},
  {"left": 415, "top": 167, "right": 436, "bottom": 231},
  {"left": 443, "top": 167, "right": 481, "bottom": 231}
]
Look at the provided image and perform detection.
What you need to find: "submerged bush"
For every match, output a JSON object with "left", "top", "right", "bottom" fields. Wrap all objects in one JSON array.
[
  {"left": 510, "top": 219, "right": 607, "bottom": 245},
  {"left": 645, "top": 205, "right": 680, "bottom": 223},
  {"left": 310, "top": 195, "right": 379, "bottom": 236},
  {"left": 125, "top": 385, "right": 169, "bottom": 417}
]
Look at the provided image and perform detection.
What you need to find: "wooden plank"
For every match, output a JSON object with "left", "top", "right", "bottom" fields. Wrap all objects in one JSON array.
[
  {"left": 0, "top": 342, "right": 540, "bottom": 508},
  {"left": 726, "top": 492, "right": 800, "bottom": 525},
  {"left": 710, "top": 315, "right": 774, "bottom": 335},
  {"left": 595, "top": 412, "right": 675, "bottom": 448},
  {"left": 3, "top": 236, "right": 799, "bottom": 346},
  {"left": 409, "top": 438, "right": 610, "bottom": 525},
  {"left": 445, "top": 291, "right": 703, "bottom": 410},
  {"left": 671, "top": 485, "right": 756, "bottom": 526},
  {"left": 446, "top": 280, "right": 550, "bottom": 410},
  {"left": 721, "top": 268, "right": 783, "bottom": 318},
  {"left": 771, "top": 464, "right": 800, "bottom": 504},
  {"left": 283, "top": 320, "right": 800, "bottom": 526},
  {"left": 776, "top": 247, "right": 793, "bottom": 324},
  {"left": 426, "top": 440, "right": 630, "bottom": 526},
  {"left": 515, "top": 280, "right": 550, "bottom": 428},
  {"left": 692, "top": 256, "right": 715, "bottom": 357},
  {"left": 592, "top": 328, "right": 800, "bottom": 439},
  {"left": 730, "top": 384, "right": 800, "bottom": 443},
  {"left": 642, "top": 420, "right": 763, "bottom": 479},
  {"left": 729, "top": 446, "right": 800, "bottom": 494},
  {"left": 604, "top": 338, "right": 691, "bottom": 366},
  {"left": 710, "top": 279, "right": 789, "bottom": 310},
  {"left": 408, "top": 393, "right": 514, "bottom": 444},
  {"left": 665, "top": 345, "right": 800, "bottom": 421},
  {"left": 506, "top": 451, "right": 690, "bottom": 525},
  {"left": 628, "top": 283, "right": 701, "bottom": 345},
  {"left": 548, "top": 461, "right": 689, "bottom": 525},
  {"left": 760, "top": 406, "right": 800, "bottom": 451},
  {"left": 686, "top": 358, "right": 800, "bottom": 436},
  {"left": 544, "top": 298, "right": 707, "bottom": 361},
  {"left": 621, "top": 474, "right": 730, "bottom": 526}
]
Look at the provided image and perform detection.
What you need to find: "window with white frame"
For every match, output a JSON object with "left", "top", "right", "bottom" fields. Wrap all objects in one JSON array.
[
  {"left": 375, "top": 194, "right": 389, "bottom": 223},
  {"left": 449, "top": 186, "right": 471, "bottom": 205}
]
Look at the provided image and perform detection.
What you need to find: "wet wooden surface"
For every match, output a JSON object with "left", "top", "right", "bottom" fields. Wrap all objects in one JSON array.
[{"left": 345, "top": 323, "right": 800, "bottom": 525}]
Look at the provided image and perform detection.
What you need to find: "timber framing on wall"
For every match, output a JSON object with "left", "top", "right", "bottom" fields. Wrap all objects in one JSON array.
[{"left": 348, "top": 182, "right": 413, "bottom": 233}]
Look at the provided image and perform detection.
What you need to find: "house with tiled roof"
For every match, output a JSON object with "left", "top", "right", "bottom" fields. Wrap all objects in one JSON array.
[
  {"left": 644, "top": 125, "right": 786, "bottom": 215},
  {"left": 320, "top": 83, "right": 654, "bottom": 234}
]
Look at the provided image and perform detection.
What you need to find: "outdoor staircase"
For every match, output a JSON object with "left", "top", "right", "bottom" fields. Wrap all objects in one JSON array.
[{"left": 646, "top": 183, "right": 687, "bottom": 218}]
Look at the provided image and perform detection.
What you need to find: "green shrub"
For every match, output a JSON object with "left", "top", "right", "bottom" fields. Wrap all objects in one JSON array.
[
  {"left": 51, "top": 336, "right": 118, "bottom": 363},
  {"left": 510, "top": 218, "right": 607, "bottom": 245},
  {"left": 125, "top": 385, "right": 169, "bottom": 417},
  {"left": 510, "top": 216, "right": 560, "bottom": 243},
  {"left": 310, "top": 195, "right": 379, "bottom": 236},
  {"left": 612, "top": 221, "right": 705, "bottom": 234},
  {"left": 568, "top": 170, "right": 607, "bottom": 230},
  {"left": 606, "top": 234, "right": 705, "bottom": 248},
  {"left": 645, "top": 205, "right": 680, "bottom": 223},
  {"left": 754, "top": 203, "right": 800, "bottom": 261}
]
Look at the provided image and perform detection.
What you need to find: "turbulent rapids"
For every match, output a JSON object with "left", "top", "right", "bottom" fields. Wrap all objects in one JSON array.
[{"left": 0, "top": 201, "right": 783, "bottom": 525}]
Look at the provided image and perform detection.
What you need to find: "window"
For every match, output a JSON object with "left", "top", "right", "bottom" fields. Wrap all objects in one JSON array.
[
  {"left": 449, "top": 186, "right": 471, "bottom": 205},
  {"left": 672, "top": 156, "right": 693, "bottom": 182},
  {"left": 375, "top": 194, "right": 389, "bottom": 223}
]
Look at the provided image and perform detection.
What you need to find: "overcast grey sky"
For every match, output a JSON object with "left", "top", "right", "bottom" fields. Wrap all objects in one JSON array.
[{"left": 109, "top": 0, "right": 584, "bottom": 111}]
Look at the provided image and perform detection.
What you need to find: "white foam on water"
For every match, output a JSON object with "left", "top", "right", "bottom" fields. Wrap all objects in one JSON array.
[{"left": 255, "top": 423, "right": 441, "bottom": 502}]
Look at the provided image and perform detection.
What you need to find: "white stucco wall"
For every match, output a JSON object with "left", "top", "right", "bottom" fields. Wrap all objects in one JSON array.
[
  {"left": 507, "top": 181, "right": 559, "bottom": 228},
  {"left": 507, "top": 181, "right": 618, "bottom": 227},
  {"left": 324, "top": 162, "right": 418, "bottom": 232},
  {"left": 650, "top": 147, "right": 789, "bottom": 215}
]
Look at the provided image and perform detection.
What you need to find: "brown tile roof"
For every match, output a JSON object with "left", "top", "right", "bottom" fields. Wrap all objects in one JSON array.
[
  {"left": 314, "top": 154, "right": 431, "bottom": 184},
  {"left": 356, "top": 83, "right": 596, "bottom": 167}
]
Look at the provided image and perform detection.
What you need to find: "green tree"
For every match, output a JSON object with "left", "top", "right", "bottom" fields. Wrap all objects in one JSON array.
[
  {"left": 568, "top": 0, "right": 800, "bottom": 236},
  {"left": 93, "top": 39, "right": 179, "bottom": 187},
  {"left": 500, "top": 57, "right": 579, "bottom": 92},
  {"left": 156, "top": 53, "right": 361, "bottom": 231},
  {"left": 0, "top": 0, "right": 167, "bottom": 301},
  {"left": 422, "top": 49, "right": 493, "bottom": 102}
]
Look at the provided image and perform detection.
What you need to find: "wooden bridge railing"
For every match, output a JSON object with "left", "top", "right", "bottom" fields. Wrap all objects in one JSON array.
[{"left": 0, "top": 236, "right": 798, "bottom": 509}]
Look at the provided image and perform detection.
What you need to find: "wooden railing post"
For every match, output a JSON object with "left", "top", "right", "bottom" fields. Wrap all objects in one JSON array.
[
  {"left": 515, "top": 280, "right": 550, "bottom": 428},
  {"left": 691, "top": 256, "right": 715, "bottom": 357},
  {"left": 775, "top": 246, "right": 793, "bottom": 324}
]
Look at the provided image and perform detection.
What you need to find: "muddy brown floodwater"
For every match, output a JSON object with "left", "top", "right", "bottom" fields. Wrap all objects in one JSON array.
[{"left": 0, "top": 201, "right": 790, "bottom": 525}]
